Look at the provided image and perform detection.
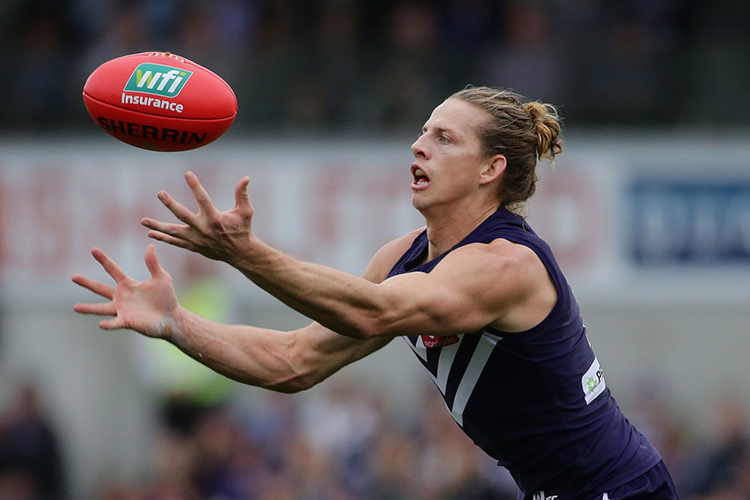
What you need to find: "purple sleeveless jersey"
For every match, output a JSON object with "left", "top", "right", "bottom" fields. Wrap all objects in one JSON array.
[{"left": 387, "top": 208, "right": 663, "bottom": 499}]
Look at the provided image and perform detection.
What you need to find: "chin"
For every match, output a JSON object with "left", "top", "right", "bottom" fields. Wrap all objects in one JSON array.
[
  {"left": 411, "top": 194, "right": 436, "bottom": 214},
  {"left": 411, "top": 193, "right": 426, "bottom": 210}
]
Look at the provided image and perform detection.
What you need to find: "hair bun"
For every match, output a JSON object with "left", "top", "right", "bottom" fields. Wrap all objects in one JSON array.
[{"left": 523, "top": 101, "right": 563, "bottom": 162}]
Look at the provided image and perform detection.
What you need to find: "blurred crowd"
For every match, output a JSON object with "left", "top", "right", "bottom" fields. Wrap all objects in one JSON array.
[
  {"left": 1, "top": 0, "right": 749, "bottom": 134},
  {"left": 3, "top": 377, "right": 750, "bottom": 500}
]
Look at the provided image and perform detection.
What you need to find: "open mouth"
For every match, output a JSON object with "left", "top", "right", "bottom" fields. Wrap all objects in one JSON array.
[{"left": 411, "top": 165, "right": 430, "bottom": 188}]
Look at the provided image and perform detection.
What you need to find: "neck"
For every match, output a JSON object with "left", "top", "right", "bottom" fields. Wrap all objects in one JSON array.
[{"left": 421, "top": 201, "right": 501, "bottom": 260}]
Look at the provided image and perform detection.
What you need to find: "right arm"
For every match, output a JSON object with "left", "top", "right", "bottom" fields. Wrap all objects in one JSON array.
[
  {"left": 167, "top": 317, "right": 389, "bottom": 393},
  {"left": 72, "top": 230, "right": 421, "bottom": 393}
]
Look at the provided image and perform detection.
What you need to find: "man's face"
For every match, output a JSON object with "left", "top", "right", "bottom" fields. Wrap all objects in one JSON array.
[{"left": 410, "top": 98, "right": 490, "bottom": 212}]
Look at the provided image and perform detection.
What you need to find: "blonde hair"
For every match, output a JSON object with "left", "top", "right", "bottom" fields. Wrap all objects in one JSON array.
[{"left": 451, "top": 86, "right": 563, "bottom": 216}]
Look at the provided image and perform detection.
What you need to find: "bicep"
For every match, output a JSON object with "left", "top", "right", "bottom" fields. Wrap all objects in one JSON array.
[{"left": 374, "top": 241, "right": 539, "bottom": 337}]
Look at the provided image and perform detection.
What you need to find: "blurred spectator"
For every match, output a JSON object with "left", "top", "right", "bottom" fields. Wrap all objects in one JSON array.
[
  {"left": 682, "top": 0, "right": 750, "bottom": 125},
  {"left": 77, "top": 3, "right": 151, "bottom": 67},
  {"left": 1, "top": 0, "right": 81, "bottom": 130},
  {"left": 559, "top": 0, "right": 693, "bottom": 124},
  {"left": 438, "top": 0, "right": 499, "bottom": 52},
  {"left": 621, "top": 373, "right": 692, "bottom": 491},
  {"left": 170, "top": 0, "right": 258, "bottom": 90},
  {"left": 681, "top": 390, "right": 750, "bottom": 498},
  {"left": 480, "top": 1, "right": 567, "bottom": 103},
  {"left": 0, "top": 380, "right": 66, "bottom": 500},
  {"left": 377, "top": 1, "right": 445, "bottom": 128}
]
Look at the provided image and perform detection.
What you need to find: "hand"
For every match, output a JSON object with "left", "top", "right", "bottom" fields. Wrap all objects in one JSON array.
[
  {"left": 140, "top": 171, "right": 254, "bottom": 264},
  {"left": 72, "top": 245, "right": 178, "bottom": 339}
]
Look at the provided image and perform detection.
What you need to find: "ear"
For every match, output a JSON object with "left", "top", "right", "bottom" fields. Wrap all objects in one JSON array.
[{"left": 479, "top": 155, "right": 507, "bottom": 185}]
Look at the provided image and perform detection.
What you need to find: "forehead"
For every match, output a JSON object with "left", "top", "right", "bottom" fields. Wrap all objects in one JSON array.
[{"left": 424, "top": 97, "right": 489, "bottom": 135}]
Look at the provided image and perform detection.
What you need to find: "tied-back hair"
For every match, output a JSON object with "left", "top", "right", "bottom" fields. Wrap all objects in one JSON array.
[{"left": 452, "top": 86, "right": 563, "bottom": 216}]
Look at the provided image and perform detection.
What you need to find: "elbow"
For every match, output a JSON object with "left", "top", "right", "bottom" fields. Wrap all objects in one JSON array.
[
  {"left": 266, "top": 380, "right": 309, "bottom": 394},
  {"left": 355, "top": 303, "right": 451, "bottom": 340},
  {"left": 264, "top": 375, "right": 314, "bottom": 394},
  {"left": 326, "top": 312, "right": 385, "bottom": 340},
  {"left": 262, "top": 366, "right": 323, "bottom": 394},
  {"left": 255, "top": 334, "right": 321, "bottom": 393},
  {"left": 349, "top": 309, "right": 405, "bottom": 340},
  {"left": 332, "top": 289, "right": 415, "bottom": 340},
  {"left": 344, "top": 325, "right": 379, "bottom": 340}
]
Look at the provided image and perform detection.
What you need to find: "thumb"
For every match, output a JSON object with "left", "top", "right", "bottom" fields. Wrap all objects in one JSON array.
[
  {"left": 99, "top": 318, "right": 125, "bottom": 330},
  {"left": 235, "top": 176, "right": 251, "bottom": 209},
  {"left": 144, "top": 244, "right": 163, "bottom": 278}
]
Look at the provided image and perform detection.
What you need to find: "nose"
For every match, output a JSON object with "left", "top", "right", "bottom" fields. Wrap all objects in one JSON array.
[{"left": 411, "top": 133, "right": 428, "bottom": 158}]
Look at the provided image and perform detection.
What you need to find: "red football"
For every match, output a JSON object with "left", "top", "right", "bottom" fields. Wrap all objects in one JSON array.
[{"left": 83, "top": 52, "right": 237, "bottom": 152}]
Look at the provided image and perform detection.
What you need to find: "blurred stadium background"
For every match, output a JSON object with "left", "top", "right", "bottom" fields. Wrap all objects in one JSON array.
[{"left": 1, "top": 0, "right": 750, "bottom": 499}]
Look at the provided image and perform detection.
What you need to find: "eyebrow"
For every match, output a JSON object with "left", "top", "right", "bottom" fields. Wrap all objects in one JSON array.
[{"left": 422, "top": 125, "right": 463, "bottom": 140}]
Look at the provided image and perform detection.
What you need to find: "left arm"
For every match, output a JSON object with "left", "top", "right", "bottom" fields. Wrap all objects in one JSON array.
[
  {"left": 143, "top": 172, "right": 555, "bottom": 339},
  {"left": 230, "top": 236, "right": 551, "bottom": 338}
]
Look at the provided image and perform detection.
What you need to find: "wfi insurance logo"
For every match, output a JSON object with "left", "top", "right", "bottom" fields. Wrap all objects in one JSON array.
[{"left": 124, "top": 63, "right": 192, "bottom": 98}]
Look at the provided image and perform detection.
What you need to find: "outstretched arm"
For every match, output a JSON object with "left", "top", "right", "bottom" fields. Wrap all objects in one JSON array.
[
  {"left": 141, "top": 172, "right": 556, "bottom": 339},
  {"left": 72, "top": 243, "right": 398, "bottom": 393}
]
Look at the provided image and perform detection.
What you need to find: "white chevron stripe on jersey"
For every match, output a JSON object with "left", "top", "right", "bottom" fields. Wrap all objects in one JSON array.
[
  {"left": 436, "top": 335, "right": 464, "bottom": 393},
  {"left": 403, "top": 331, "right": 500, "bottom": 427},
  {"left": 449, "top": 332, "right": 499, "bottom": 426},
  {"left": 402, "top": 335, "right": 465, "bottom": 393},
  {"left": 413, "top": 335, "right": 427, "bottom": 361}
]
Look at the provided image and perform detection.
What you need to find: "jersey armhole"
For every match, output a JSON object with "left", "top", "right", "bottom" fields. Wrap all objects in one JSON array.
[{"left": 488, "top": 235, "right": 571, "bottom": 337}]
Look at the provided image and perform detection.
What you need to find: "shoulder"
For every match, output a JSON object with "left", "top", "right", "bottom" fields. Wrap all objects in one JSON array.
[
  {"left": 363, "top": 227, "right": 424, "bottom": 284},
  {"left": 487, "top": 238, "right": 546, "bottom": 275},
  {"left": 447, "top": 238, "right": 556, "bottom": 332},
  {"left": 446, "top": 238, "right": 544, "bottom": 275},
  {"left": 435, "top": 237, "right": 553, "bottom": 314}
]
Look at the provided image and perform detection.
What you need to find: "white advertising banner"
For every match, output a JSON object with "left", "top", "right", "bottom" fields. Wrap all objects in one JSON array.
[{"left": 1, "top": 135, "right": 749, "bottom": 305}]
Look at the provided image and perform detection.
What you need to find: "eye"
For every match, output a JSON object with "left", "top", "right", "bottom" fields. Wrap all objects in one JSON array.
[{"left": 438, "top": 134, "right": 451, "bottom": 144}]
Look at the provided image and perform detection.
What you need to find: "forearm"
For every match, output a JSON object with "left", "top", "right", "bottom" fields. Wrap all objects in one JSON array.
[
  {"left": 231, "top": 237, "right": 395, "bottom": 339},
  {"left": 164, "top": 305, "right": 305, "bottom": 392},
  {"left": 163, "top": 304, "right": 389, "bottom": 392}
]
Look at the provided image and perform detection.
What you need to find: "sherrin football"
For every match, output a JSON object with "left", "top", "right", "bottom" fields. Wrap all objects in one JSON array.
[{"left": 83, "top": 52, "right": 237, "bottom": 152}]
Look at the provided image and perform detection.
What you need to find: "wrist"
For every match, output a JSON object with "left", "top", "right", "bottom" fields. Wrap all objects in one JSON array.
[
  {"left": 161, "top": 305, "right": 192, "bottom": 352},
  {"left": 232, "top": 234, "right": 277, "bottom": 276}
]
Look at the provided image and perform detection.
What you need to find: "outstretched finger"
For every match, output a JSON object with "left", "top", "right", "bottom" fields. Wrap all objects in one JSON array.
[
  {"left": 185, "top": 171, "right": 217, "bottom": 216},
  {"left": 141, "top": 218, "right": 191, "bottom": 239},
  {"left": 146, "top": 230, "right": 195, "bottom": 252},
  {"left": 234, "top": 176, "right": 252, "bottom": 210},
  {"left": 91, "top": 248, "right": 128, "bottom": 284},
  {"left": 72, "top": 273, "right": 115, "bottom": 299},
  {"left": 73, "top": 302, "right": 116, "bottom": 316},
  {"left": 157, "top": 190, "right": 199, "bottom": 227}
]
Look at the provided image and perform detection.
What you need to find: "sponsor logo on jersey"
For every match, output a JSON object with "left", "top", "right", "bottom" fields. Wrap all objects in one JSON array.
[
  {"left": 421, "top": 335, "right": 460, "bottom": 348},
  {"left": 124, "top": 63, "right": 192, "bottom": 98},
  {"left": 581, "top": 357, "right": 606, "bottom": 404}
]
